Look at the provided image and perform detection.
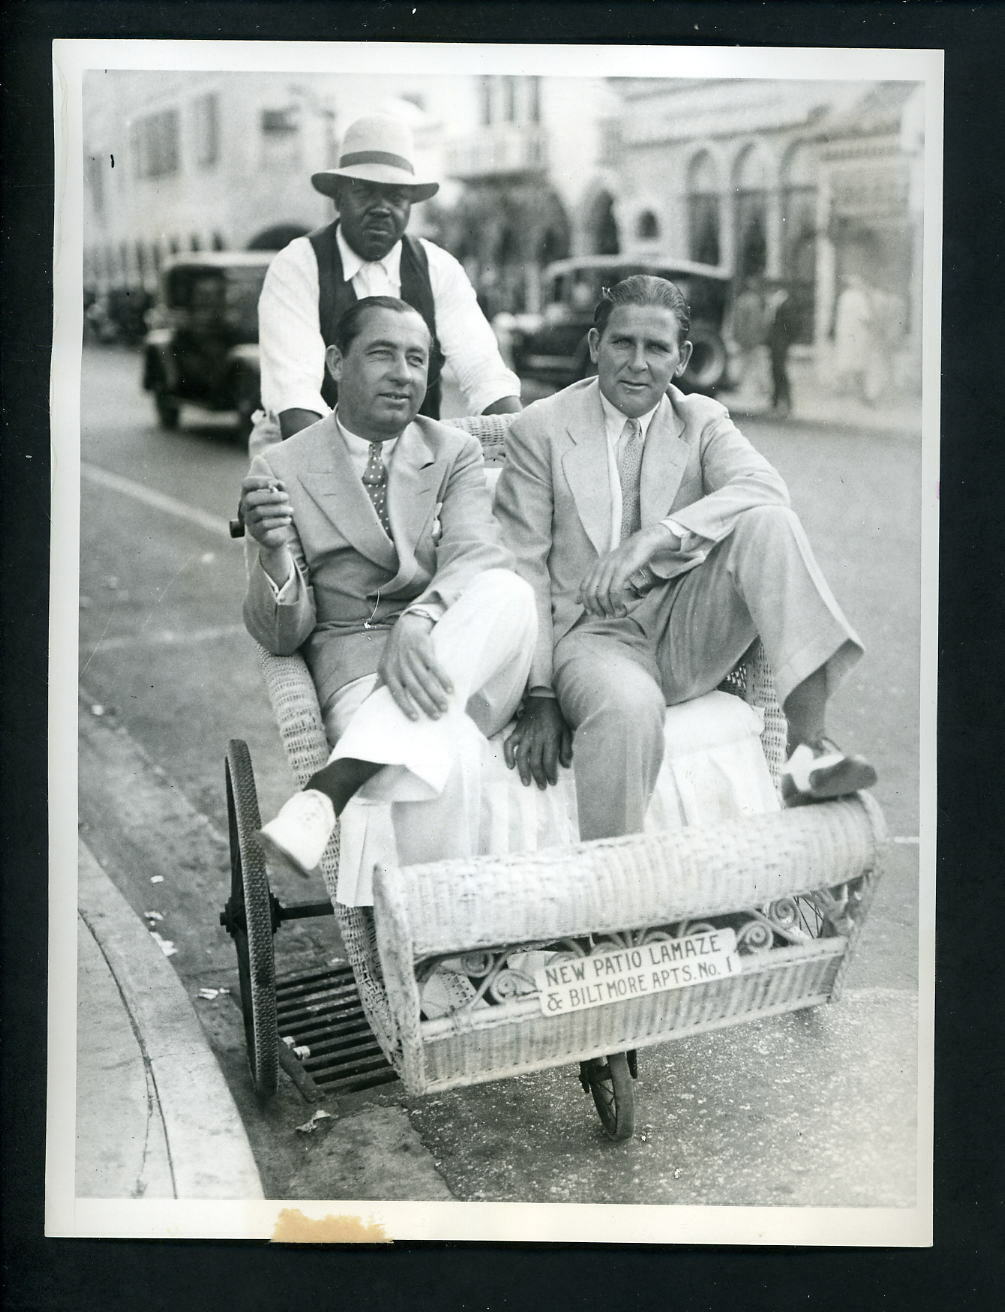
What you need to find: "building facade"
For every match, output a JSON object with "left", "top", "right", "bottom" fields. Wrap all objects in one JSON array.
[
  {"left": 593, "top": 76, "right": 925, "bottom": 381},
  {"left": 81, "top": 69, "right": 467, "bottom": 296}
]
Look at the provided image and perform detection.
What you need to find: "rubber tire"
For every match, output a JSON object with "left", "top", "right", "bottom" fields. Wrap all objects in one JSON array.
[
  {"left": 154, "top": 387, "right": 180, "bottom": 429},
  {"left": 232, "top": 368, "right": 260, "bottom": 443},
  {"left": 225, "top": 739, "right": 279, "bottom": 1099},
  {"left": 680, "top": 327, "right": 728, "bottom": 395},
  {"left": 586, "top": 1051, "right": 636, "bottom": 1142}
]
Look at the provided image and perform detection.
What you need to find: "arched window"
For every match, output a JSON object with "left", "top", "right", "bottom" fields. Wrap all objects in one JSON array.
[
  {"left": 586, "top": 189, "right": 620, "bottom": 256},
  {"left": 780, "top": 141, "right": 818, "bottom": 343},
  {"left": 687, "top": 151, "right": 721, "bottom": 265},
  {"left": 734, "top": 145, "right": 770, "bottom": 278},
  {"left": 635, "top": 209, "right": 660, "bottom": 241}
]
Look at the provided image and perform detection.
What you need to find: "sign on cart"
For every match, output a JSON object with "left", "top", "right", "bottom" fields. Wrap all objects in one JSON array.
[{"left": 535, "top": 929, "right": 741, "bottom": 1017}]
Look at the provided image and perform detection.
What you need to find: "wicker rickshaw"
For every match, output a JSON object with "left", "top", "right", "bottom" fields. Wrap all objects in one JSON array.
[{"left": 221, "top": 413, "right": 887, "bottom": 1141}]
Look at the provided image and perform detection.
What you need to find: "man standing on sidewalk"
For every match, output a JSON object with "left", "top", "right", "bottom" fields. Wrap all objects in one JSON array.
[
  {"left": 254, "top": 113, "right": 521, "bottom": 452},
  {"left": 240, "top": 295, "right": 535, "bottom": 876}
]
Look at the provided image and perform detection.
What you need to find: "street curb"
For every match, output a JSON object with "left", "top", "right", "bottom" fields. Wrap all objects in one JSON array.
[{"left": 77, "top": 839, "right": 264, "bottom": 1199}]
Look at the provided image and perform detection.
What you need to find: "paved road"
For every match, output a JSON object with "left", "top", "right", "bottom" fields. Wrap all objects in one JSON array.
[{"left": 75, "top": 344, "right": 925, "bottom": 1208}]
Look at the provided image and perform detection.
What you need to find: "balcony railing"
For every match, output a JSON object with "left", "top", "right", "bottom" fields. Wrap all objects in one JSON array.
[{"left": 446, "top": 125, "right": 548, "bottom": 180}]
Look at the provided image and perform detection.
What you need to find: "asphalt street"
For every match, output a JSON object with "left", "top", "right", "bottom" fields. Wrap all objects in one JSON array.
[{"left": 75, "top": 343, "right": 926, "bottom": 1207}]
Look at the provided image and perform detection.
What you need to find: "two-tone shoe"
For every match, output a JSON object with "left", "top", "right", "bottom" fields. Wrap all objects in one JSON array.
[{"left": 781, "top": 737, "right": 877, "bottom": 807}]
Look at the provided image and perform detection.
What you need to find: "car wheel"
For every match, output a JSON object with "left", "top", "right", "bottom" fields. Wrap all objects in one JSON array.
[
  {"left": 232, "top": 368, "right": 261, "bottom": 442},
  {"left": 154, "top": 386, "right": 180, "bottom": 429},
  {"left": 681, "top": 328, "right": 728, "bottom": 395}
]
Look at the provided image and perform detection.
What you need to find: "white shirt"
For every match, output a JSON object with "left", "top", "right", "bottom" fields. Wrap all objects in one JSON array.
[
  {"left": 598, "top": 391, "right": 693, "bottom": 553},
  {"left": 258, "top": 226, "right": 521, "bottom": 417}
]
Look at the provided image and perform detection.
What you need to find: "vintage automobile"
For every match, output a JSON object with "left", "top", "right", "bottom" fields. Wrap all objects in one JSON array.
[
  {"left": 508, "top": 255, "right": 733, "bottom": 395},
  {"left": 141, "top": 252, "right": 271, "bottom": 435}
]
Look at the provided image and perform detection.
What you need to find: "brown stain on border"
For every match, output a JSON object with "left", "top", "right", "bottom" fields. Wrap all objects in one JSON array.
[{"left": 271, "top": 1208, "right": 392, "bottom": 1244}]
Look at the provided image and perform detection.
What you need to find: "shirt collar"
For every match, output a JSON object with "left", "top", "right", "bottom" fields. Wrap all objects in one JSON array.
[
  {"left": 336, "top": 223, "right": 403, "bottom": 284},
  {"left": 334, "top": 409, "right": 399, "bottom": 462},
  {"left": 598, "top": 389, "right": 661, "bottom": 449}
]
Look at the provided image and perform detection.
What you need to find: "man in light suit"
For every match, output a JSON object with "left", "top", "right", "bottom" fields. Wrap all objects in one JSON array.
[
  {"left": 494, "top": 275, "right": 874, "bottom": 842},
  {"left": 241, "top": 295, "right": 535, "bottom": 877}
]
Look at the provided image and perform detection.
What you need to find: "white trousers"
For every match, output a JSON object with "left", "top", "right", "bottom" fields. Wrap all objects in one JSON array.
[{"left": 324, "top": 569, "right": 535, "bottom": 867}]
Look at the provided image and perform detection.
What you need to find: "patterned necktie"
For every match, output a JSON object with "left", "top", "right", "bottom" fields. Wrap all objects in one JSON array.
[
  {"left": 362, "top": 442, "right": 393, "bottom": 539},
  {"left": 617, "top": 418, "right": 644, "bottom": 541}
]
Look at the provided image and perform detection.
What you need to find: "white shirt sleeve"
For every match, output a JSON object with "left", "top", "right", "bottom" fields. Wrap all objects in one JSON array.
[
  {"left": 423, "top": 241, "right": 521, "bottom": 414},
  {"left": 257, "top": 239, "right": 332, "bottom": 418}
]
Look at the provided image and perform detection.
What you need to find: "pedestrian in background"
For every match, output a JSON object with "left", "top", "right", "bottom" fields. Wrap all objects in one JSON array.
[
  {"left": 766, "top": 282, "right": 797, "bottom": 418},
  {"left": 728, "top": 275, "right": 769, "bottom": 405},
  {"left": 833, "top": 273, "right": 873, "bottom": 403}
]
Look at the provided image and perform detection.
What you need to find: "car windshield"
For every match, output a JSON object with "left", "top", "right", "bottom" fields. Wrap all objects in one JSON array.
[
  {"left": 546, "top": 265, "right": 727, "bottom": 324},
  {"left": 164, "top": 264, "right": 267, "bottom": 338}
]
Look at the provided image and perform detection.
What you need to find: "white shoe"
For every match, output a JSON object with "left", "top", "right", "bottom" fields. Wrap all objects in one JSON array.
[{"left": 256, "top": 789, "right": 336, "bottom": 879}]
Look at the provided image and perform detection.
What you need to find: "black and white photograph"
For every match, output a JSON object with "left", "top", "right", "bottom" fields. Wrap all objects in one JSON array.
[{"left": 47, "top": 37, "right": 939, "bottom": 1245}]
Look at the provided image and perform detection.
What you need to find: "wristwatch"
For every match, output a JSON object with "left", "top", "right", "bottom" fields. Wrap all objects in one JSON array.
[{"left": 405, "top": 606, "right": 439, "bottom": 626}]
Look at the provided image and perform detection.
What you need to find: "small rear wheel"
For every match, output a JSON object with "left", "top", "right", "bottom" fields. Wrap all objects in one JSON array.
[
  {"left": 224, "top": 739, "right": 279, "bottom": 1098},
  {"left": 582, "top": 1051, "right": 636, "bottom": 1141}
]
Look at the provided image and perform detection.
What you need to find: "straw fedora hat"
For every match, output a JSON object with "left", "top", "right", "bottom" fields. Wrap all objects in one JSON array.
[{"left": 311, "top": 115, "right": 440, "bottom": 203}]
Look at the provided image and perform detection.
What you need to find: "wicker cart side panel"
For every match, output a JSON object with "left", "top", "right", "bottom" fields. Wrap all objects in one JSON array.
[
  {"left": 374, "top": 793, "right": 888, "bottom": 960},
  {"left": 416, "top": 949, "right": 845, "bottom": 1094}
]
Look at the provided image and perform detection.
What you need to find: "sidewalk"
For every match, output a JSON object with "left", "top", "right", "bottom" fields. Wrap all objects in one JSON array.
[
  {"left": 75, "top": 840, "right": 263, "bottom": 1199},
  {"left": 715, "top": 354, "right": 922, "bottom": 436}
]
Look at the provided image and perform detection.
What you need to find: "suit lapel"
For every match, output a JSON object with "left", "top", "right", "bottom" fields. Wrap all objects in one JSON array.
[
  {"left": 640, "top": 394, "right": 690, "bottom": 526},
  {"left": 383, "top": 421, "right": 439, "bottom": 594},
  {"left": 297, "top": 417, "right": 398, "bottom": 572},
  {"left": 561, "top": 383, "right": 613, "bottom": 556}
]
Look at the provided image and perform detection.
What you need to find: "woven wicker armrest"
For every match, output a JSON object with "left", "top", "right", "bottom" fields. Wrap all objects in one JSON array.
[
  {"left": 253, "top": 644, "right": 332, "bottom": 785},
  {"left": 443, "top": 411, "right": 514, "bottom": 463},
  {"left": 374, "top": 792, "right": 887, "bottom": 962}
]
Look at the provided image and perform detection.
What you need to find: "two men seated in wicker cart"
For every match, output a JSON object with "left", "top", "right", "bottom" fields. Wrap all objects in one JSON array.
[
  {"left": 494, "top": 274, "right": 876, "bottom": 843},
  {"left": 241, "top": 274, "right": 875, "bottom": 885}
]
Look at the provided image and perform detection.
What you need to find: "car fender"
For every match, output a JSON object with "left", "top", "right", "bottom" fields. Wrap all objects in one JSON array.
[
  {"left": 142, "top": 333, "right": 178, "bottom": 392},
  {"left": 226, "top": 343, "right": 261, "bottom": 375}
]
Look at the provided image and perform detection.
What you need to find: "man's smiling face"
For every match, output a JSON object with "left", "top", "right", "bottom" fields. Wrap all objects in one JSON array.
[
  {"left": 327, "top": 305, "right": 430, "bottom": 441},
  {"left": 589, "top": 303, "right": 693, "bottom": 418}
]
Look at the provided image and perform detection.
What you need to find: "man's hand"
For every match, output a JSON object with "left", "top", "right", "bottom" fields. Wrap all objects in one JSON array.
[
  {"left": 577, "top": 523, "right": 676, "bottom": 619},
  {"left": 504, "top": 694, "right": 573, "bottom": 789},
  {"left": 241, "top": 474, "right": 294, "bottom": 550},
  {"left": 378, "top": 612, "right": 453, "bottom": 721}
]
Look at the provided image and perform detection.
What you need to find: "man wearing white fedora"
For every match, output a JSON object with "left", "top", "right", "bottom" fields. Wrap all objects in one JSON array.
[{"left": 255, "top": 113, "right": 522, "bottom": 447}]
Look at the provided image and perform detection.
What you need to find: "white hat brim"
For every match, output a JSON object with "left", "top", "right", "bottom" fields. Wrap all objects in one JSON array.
[{"left": 312, "top": 165, "right": 439, "bottom": 203}]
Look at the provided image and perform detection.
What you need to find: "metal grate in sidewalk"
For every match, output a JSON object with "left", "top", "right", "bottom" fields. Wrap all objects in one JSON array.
[{"left": 276, "top": 962, "right": 398, "bottom": 1099}]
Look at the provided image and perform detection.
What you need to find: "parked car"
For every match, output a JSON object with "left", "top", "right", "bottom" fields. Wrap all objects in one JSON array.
[
  {"left": 508, "top": 256, "right": 732, "bottom": 395},
  {"left": 142, "top": 252, "right": 271, "bottom": 435}
]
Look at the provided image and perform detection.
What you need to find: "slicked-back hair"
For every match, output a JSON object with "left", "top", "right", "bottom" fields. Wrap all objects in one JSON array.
[
  {"left": 593, "top": 275, "right": 691, "bottom": 344},
  {"left": 332, "top": 295, "right": 430, "bottom": 356}
]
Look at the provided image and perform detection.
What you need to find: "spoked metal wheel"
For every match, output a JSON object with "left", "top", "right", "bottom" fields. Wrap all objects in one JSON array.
[
  {"left": 222, "top": 739, "right": 279, "bottom": 1098},
  {"left": 580, "top": 1050, "right": 637, "bottom": 1141}
]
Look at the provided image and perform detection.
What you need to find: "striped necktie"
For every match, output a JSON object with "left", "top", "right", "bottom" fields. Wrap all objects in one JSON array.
[
  {"left": 362, "top": 442, "right": 392, "bottom": 539},
  {"left": 617, "top": 418, "right": 644, "bottom": 541}
]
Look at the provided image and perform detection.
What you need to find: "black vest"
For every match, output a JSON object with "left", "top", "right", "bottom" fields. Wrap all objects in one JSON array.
[{"left": 308, "top": 221, "right": 444, "bottom": 418}]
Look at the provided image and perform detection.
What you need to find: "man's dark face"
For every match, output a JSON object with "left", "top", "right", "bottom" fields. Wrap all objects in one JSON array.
[{"left": 335, "top": 179, "right": 413, "bottom": 261}]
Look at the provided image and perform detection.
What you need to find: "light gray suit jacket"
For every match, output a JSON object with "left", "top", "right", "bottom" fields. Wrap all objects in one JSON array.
[
  {"left": 493, "top": 379, "right": 790, "bottom": 690},
  {"left": 243, "top": 412, "right": 513, "bottom": 709}
]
